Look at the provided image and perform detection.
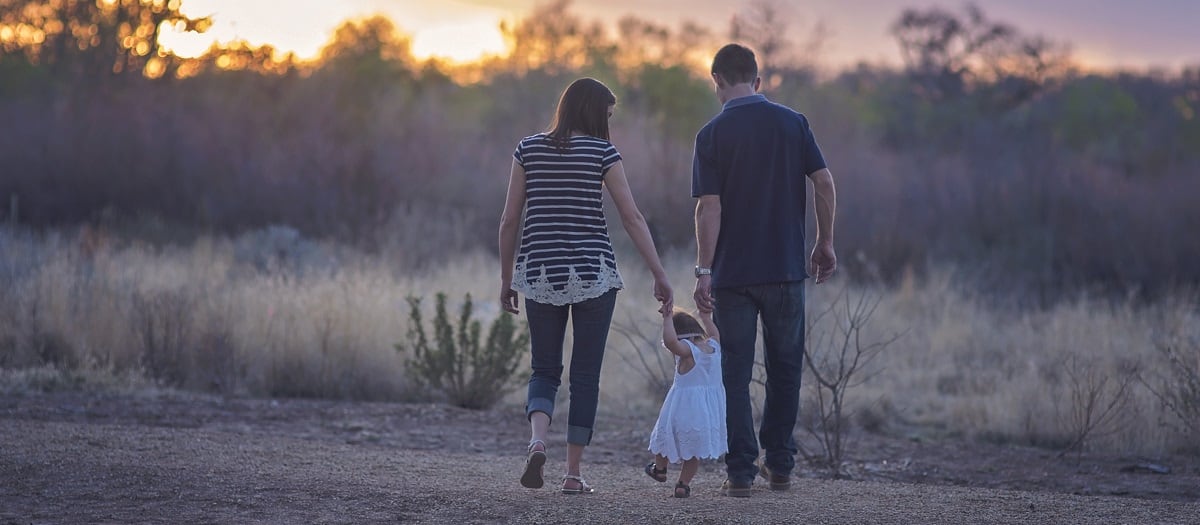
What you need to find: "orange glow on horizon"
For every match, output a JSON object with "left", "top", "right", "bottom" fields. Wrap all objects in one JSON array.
[
  {"left": 156, "top": 0, "right": 510, "bottom": 66},
  {"left": 4, "top": 0, "right": 1185, "bottom": 75},
  {"left": 409, "top": 18, "right": 507, "bottom": 64}
]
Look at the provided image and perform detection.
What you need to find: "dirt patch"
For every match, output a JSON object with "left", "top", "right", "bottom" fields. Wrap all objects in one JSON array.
[{"left": 1, "top": 391, "right": 1197, "bottom": 524}]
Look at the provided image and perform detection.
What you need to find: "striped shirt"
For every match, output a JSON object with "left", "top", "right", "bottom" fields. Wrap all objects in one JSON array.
[{"left": 511, "top": 133, "right": 624, "bottom": 306}]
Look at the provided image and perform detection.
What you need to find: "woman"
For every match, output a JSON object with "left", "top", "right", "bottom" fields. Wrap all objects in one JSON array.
[{"left": 498, "top": 77, "right": 673, "bottom": 495}]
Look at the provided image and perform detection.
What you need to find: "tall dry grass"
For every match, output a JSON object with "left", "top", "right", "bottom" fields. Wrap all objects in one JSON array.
[
  {"left": 836, "top": 270, "right": 1198, "bottom": 456},
  {"left": 1, "top": 225, "right": 1195, "bottom": 456},
  {"left": 0, "top": 225, "right": 493, "bottom": 400}
]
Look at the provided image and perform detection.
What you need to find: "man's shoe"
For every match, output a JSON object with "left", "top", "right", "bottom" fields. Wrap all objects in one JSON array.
[
  {"left": 758, "top": 463, "right": 792, "bottom": 491},
  {"left": 719, "top": 479, "right": 752, "bottom": 498}
]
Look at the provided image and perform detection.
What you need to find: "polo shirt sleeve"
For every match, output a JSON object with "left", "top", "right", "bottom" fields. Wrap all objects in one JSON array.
[
  {"left": 691, "top": 126, "right": 720, "bottom": 197},
  {"left": 601, "top": 142, "right": 621, "bottom": 174},
  {"left": 799, "top": 115, "right": 827, "bottom": 174}
]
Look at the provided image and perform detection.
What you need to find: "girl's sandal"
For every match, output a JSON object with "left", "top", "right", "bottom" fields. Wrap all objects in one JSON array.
[
  {"left": 644, "top": 463, "right": 668, "bottom": 483},
  {"left": 673, "top": 481, "right": 691, "bottom": 498},
  {"left": 520, "top": 440, "right": 547, "bottom": 489},
  {"left": 560, "top": 474, "right": 595, "bottom": 495}
]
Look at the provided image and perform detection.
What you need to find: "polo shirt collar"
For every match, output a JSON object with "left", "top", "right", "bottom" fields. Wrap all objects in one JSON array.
[{"left": 722, "top": 93, "right": 767, "bottom": 111}]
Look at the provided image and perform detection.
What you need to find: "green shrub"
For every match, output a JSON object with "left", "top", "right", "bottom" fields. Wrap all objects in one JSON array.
[{"left": 397, "top": 293, "right": 529, "bottom": 409}]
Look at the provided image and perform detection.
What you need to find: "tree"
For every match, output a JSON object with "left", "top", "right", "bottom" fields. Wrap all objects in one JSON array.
[
  {"left": 0, "top": 0, "right": 210, "bottom": 79},
  {"left": 616, "top": 16, "right": 715, "bottom": 73},
  {"left": 317, "top": 14, "right": 412, "bottom": 71},
  {"left": 499, "top": 0, "right": 611, "bottom": 76},
  {"left": 729, "top": 0, "right": 826, "bottom": 91},
  {"left": 179, "top": 40, "right": 297, "bottom": 77},
  {"left": 891, "top": 3, "right": 1071, "bottom": 107},
  {"left": 891, "top": 3, "right": 1014, "bottom": 100}
]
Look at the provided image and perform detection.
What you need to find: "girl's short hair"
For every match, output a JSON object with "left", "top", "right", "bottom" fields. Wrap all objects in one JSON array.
[
  {"left": 547, "top": 77, "right": 616, "bottom": 148},
  {"left": 672, "top": 309, "right": 705, "bottom": 338}
]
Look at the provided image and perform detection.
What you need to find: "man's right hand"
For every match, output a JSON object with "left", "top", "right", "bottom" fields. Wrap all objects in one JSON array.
[{"left": 693, "top": 275, "right": 715, "bottom": 313}]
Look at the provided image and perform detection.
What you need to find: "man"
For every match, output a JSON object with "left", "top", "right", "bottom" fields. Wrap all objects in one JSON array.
[{"left": 692, "top": 43, "right": 837, "bottom": 498}]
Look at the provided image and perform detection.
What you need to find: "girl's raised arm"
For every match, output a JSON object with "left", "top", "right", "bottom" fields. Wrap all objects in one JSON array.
[
  {"left": 699, "top": 310, "right": 720, "bottom": 343},
  {"left": 661, "top": 311, "right": 692, "bottom": 359}
]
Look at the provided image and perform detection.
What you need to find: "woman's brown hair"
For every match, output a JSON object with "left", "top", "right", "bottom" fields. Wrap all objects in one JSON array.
[{"left": 547, "top": 77, "right": 616, "bottom": 149}]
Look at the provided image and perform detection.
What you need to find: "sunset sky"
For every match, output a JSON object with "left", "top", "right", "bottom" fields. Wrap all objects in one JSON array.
[{"left": 157, "top": 0, "right": 1200, "bottom": 70}]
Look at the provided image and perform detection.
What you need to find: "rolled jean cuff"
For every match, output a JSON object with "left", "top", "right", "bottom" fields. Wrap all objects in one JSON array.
[
  {"left": 566, "top": 425, "right": 593, "bottom": 446},
  {"left": 526, "top": 397, "right": 555, "bottom": 422}
]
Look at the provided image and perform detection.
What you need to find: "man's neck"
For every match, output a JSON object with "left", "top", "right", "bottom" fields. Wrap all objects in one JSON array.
[{"left": 720, "top": 84, "right": 758, "bottom": 105}]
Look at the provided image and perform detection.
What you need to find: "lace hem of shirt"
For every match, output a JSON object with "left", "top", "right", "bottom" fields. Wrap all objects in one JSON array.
[{"left": 512, "top": 261, "right": 624, "bottom": 306}]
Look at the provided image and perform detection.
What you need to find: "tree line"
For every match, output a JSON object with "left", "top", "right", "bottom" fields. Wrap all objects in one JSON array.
[{"left": 1, "top": 0, "right": 1197, "bottom": 299}]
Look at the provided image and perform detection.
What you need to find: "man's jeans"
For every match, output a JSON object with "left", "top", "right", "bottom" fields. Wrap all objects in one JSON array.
[
  {"left": 523, "top": 289, "right": 617, "bottom": 446},
  {"left": 714, "top": 282, "right": 805, "bottom": 484}
]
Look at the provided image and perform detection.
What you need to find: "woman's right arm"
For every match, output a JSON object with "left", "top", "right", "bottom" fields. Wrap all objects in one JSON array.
[
  {"left": 603, "top": 160, "right": 673, "bottom": 310},
  {"left": 498, "top": 158, "right": 526, "bottom": 314}
]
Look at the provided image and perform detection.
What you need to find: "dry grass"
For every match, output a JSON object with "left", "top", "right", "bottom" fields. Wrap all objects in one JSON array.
[
  {"left": 0, "top": 227, "right": 494, "bottom": 401},
  {"left": 832, "top": 271, "right": 1197, "bottom": 456},
  {"left": 1, "top": 226, "right": 1195, "bottom": 456}
]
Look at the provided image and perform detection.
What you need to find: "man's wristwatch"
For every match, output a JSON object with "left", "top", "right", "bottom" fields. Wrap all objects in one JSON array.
[{"left": 694, "top": 266, "right": 712, "bottom": 278}]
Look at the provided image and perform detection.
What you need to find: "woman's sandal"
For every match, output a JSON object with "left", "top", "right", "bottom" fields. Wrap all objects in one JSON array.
[
  {"left": 673, "top": 481, "right": 691, "bottom": 498},
  {"left": 644, "top": 462, "right": 668, "bottom": 483},
  {"left": 560, "top": 474, "right": 595, "bottom": 495},
  {"left": 520, "top": 440, "right": 547, "bottom": 489}
]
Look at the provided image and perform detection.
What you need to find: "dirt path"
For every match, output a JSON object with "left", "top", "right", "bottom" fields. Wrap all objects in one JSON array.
[{"left": 2, "top": 392, "right": 1197, "bottom": 524}]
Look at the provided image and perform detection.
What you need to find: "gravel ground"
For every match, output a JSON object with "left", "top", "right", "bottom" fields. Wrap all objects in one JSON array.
[{"left": 2, "top": 391, "right": 1197, "bottom": 524}]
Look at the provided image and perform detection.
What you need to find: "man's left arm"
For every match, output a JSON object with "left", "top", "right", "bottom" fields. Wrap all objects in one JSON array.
[{"left": 807, "top": 167, "right": 837, "bottom": 283}]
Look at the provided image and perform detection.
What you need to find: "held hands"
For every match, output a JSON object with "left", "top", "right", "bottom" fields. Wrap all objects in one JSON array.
[
  {"left": 654, "top": 277, "right": 673, "bottom": 315},
  {"left": 659, "top": 299, "right": 672, "bottom": 317},
  {"left": 810, "top": 241, "right": 837, "bottom": 284},
  {"left": 500, "top": 282, "right": 520, "bottom": 314}
]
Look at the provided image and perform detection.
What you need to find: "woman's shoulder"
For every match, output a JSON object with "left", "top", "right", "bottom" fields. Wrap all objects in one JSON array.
[
  {"left": 570, "top": 135, "right": 616, "bottom": 149},
  {"left": 520, "top": 133, "right": 615, "bottom": 151},
  {"left": 519, "top": 133, "right": 550, "bottom": 145}
]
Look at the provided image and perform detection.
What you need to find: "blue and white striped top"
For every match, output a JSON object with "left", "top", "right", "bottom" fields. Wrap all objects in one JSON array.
[{"left": 511, "top": 133, "right": 624, "bottom": 306}]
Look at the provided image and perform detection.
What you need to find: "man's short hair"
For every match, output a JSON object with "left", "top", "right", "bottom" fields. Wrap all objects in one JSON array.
[{"left": 712, "top": 44, "right": 758, "bottom": 86}]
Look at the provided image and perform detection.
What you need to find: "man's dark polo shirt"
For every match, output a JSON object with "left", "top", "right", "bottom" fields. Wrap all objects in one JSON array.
[{"left": 691, "top": 94, "right": 827, "bottom": 289}]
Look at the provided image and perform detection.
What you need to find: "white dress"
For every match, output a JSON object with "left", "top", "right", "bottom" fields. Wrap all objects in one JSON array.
[{"left": 647, "top": 338, "right": 728, "bottom": 463}]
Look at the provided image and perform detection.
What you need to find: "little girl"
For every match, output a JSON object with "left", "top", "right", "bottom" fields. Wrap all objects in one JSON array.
[{"left": 645, "top": 306, "right": 727, "bottom": 498}]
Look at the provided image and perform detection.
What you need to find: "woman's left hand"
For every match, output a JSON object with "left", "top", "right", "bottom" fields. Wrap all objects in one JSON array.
[{"left": 653, "top": 278, "right": 673, "bottom": 313}]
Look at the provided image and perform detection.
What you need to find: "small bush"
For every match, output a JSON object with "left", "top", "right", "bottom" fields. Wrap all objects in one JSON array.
[
  {"left": 1142, "top": 336, "right": 1200, "bottom": 447},
  {"left": 397, "top": 293, "right": 529, "bottom": 409},
  {"left": 802, "top": 289, "right": 900, "bottom": 477},
  {"left": 1054, "top": 352, "right": 1138, "bottom": 459}
]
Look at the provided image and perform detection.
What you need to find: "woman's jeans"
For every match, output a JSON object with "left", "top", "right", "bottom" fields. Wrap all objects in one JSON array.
[
  {"left": 714, "top": 282, "right": 806, "bottom": 484},
  {"left": 524, "top": 289, "right": 617, "bottom": 446}
]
